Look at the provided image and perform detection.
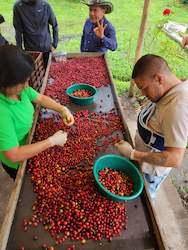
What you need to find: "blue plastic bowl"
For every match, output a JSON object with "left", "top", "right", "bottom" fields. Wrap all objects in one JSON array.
[
  {"left": 93, "top": 154, "right": 144, "bottom": 202},
  {"left": 66, "top": 83, "right": 97, "bottom": 106}
]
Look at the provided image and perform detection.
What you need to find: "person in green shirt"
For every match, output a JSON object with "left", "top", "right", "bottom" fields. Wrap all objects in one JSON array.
[{"left": 0, "top": 45, "right": 74, "bottom": 180}]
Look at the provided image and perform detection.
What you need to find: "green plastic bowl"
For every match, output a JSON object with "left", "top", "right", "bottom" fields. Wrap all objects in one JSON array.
[
  {"left": 93, "top": 154, "right": 144, "bottom": 202},
  {"left": 66, "top": 83, "right": 97, "bottom": 106}
]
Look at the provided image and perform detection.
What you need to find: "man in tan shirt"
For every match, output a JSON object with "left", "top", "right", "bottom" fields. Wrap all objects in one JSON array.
[{"left": 115, "top": 54, "right": 188, "bottom": 199}]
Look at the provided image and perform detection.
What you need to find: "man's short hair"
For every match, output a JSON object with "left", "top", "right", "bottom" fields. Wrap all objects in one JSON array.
[
  {"left": 0, "top": 45, "right": 34, "bottom": 88},
  {"left": 132, "top": 54, "right": 171, "bottom": 79}
]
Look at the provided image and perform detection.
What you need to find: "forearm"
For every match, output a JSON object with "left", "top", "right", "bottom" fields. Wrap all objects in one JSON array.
[
  {"left": 35, "top": 94, "right": 66, "bottom": 113},
  {"left": 133, "top": 150, "right": 181, "bottom": 168},
  {"left": 13, "top": 9, "right": 23, "bottom": 48},
  {"left": 5, "top": 139, "right": 51, "bottom": 163},
  {"left": 52, "top": 25, "right": 58, "bottom": 48},
  {"left": 35, "top": 94, "right": 74, "bottom": 126},
  {"left": 15, "top": 30, "right": 23, "bottom": 48},
  {"left": 49, "top": 8, "right": 58, "bottom": 48}
]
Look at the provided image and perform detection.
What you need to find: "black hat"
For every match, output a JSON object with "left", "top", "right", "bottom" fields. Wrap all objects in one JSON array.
[{"left": 0, "top": 45, "right": 34, "bottom": 88}]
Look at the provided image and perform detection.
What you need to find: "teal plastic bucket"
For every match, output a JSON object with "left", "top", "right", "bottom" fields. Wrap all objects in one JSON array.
[
  {"left": 66, "top": 83, "right": 97, "bottom": 106},
  {"left": 93, "top": 154, "right": 144, "bottom": 202}
]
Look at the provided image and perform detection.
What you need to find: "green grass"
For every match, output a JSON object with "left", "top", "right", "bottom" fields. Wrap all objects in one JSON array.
[
  {"left": 1, "top": 0, "right": 188, "bottom": 94},
  {"left": 178, "top": 185, "right": 188, "bottom": 193}
]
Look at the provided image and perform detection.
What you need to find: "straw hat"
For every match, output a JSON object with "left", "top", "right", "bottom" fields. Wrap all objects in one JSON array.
[{"left": 81, "top": 0, "right": 113, "bottom": 14}]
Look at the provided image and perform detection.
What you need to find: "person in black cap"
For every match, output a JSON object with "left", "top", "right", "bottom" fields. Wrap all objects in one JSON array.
[
  {"left": 0, "top": 15, "right": 8, "bottom": 46},
  {"left": 80, "top": 0, "right": 117, "bottom": 53},
  {"left": 13, "top": 0, "right": 58, "bottom": 66}
]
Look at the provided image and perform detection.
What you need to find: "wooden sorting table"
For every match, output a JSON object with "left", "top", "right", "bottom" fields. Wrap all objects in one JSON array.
[{"left": 0, "top": 53, "right": 163, "bottom": 250}]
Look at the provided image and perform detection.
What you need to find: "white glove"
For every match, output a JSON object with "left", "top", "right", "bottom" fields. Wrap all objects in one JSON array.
[
  {"left": 115, "top": 140, "right": 134, "bottom": 159},
  {"left": 48, "top": 130, "right": 68, "bottom": 147}
]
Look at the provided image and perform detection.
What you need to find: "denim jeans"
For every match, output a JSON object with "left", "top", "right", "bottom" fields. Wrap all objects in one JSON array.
[{"left": 144, "top": 173, "right": 168, "bottom": 200}]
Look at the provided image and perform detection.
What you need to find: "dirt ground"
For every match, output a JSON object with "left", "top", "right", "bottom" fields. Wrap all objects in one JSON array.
[{"left": 120, "top": 92, "right": 188, "bottom": 213}]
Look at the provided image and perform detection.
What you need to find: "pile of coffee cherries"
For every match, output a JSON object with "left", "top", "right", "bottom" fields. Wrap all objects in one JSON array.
[
  {"left": 99, "top": 168, "right": 134, "bottom": 196},
  {"left": 45, "top": 57, "right": 110, "bottom": 104},
  {"left": 71, "top": 89, "right": 93, "bottom": 98},
  {"left": 25, "top": 111, "right": 128, "bottom": 247}
]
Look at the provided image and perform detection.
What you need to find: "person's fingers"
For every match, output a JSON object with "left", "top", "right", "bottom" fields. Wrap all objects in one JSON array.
[
  {"left": 66, "top": 116, "right": 75, "bottom": 126},
  {"left": 119, "top": 140, "right": 125, "bottom": 144},
  {"left": 50, "top": 45, "right": 55, "bottom": 53},
  {"left": 63, "top": 119, "right": 69, "bottom": 126},
  {"left": 96, "top": 18, "right": 100, "bottom": 27},
  {"left": 115, "top": 140, "right": 125, "bottom": 146},
  {"left": 63, "top": 115, "right": 74, "bottom": 126}
]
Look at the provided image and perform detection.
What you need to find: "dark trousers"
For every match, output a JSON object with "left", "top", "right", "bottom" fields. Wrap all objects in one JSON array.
[{"left": 1, "top": 162, "right": 17, "bottom": 180}]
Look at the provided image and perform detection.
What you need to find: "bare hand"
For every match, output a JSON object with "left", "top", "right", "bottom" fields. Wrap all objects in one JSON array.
[
  {"left": 94, "top": 19, "right": 107, "bottom": 39},
  {"left": 60, "top": 106, "right": 75, "bottom": 126},
  {"left": 51, "top": 45, "right": 55, "bottom": 53}
]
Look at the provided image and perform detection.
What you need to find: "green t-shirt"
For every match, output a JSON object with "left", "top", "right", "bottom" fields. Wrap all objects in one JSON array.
[{"left": 0, "top": 86, "right": 39, "bottom": 169}]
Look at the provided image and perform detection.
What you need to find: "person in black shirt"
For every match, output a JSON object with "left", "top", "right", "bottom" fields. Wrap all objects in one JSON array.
[{"left": 13, "top": 0, "right": 58, "bottom": 66}]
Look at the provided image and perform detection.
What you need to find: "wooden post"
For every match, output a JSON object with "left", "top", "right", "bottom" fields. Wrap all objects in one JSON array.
[{"left": 129, "top": 0, "right": 151, "bottom": 97}]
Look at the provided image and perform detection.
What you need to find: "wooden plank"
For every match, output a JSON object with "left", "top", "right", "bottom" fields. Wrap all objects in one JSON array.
[
  {"left": 143, "top": 189, "right": 166, "bottom": 250},
  {"left": 0, "top": 54, "right": 52, "bottom": 250}
]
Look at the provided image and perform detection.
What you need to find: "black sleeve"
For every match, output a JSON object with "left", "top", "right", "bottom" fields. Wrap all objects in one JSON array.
[
  {"left": 0, "top": 34, "right": 8, "bottom": 46},
  {"left": 80, "top": 26, "right": 85, "bottom": 52},
  {"left": 13, "top": 4, "right": 23, "bottom": 49},
  {"left": 101, "top": 23, "right": 117, "bottom": 51},
  {"left": 48, "top": 4, "right": 58, "bottom": 49}
]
